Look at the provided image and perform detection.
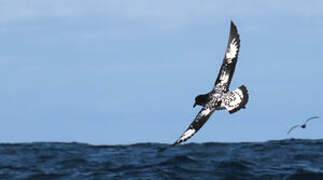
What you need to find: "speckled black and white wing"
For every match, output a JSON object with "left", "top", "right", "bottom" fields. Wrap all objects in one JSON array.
[
  {"left": 221, "top": 85, "right": 248, "bottom": 114},
  {"left": 172, "top": 107, "right": 215, "bottom": 146},
  {"left": 214, "top": 21, "right": 240, "bottom": 93}
]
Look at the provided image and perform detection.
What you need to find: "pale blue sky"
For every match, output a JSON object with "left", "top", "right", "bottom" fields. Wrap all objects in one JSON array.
[{"left": 1, "top": 1, "right": 323, "bottom": 144}]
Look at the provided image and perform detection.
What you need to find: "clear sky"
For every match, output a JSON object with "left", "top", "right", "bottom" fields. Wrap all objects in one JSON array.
[{"left": 1, "top": 1, "right": 323, "bottom": 145}]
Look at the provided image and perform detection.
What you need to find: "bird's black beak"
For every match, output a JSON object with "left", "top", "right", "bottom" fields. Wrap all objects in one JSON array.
[{"left": 193, "top": 102, "right": 197, "bottom": 108}]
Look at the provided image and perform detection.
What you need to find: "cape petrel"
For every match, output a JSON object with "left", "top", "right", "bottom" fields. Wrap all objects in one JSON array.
[
  {"left": 287, "top": 116, "right": 320, "bottom": 135},
  {"left": 172, "top": 21, "right": 249, "bottom": 146}
]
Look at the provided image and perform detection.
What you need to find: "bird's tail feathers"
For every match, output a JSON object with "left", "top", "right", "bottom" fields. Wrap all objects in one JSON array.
[{"left": 224, "top": 85, "right": 249, "bottom": 114}]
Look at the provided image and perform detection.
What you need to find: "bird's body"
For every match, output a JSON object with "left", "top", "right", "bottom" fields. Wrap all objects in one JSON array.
[{"left": 170, "top": 21, "right": 249, "bottom": 146}]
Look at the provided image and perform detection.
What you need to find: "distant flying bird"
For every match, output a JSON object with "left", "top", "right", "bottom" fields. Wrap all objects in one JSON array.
[
  {"left": 172, "top": 21, "right": 249, "bottom": 146},
  {"left": 287, "top": 116, "right": 320, "bottom": 135}
]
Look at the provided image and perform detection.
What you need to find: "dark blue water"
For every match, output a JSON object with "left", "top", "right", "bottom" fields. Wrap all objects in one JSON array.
[{"left": 0, "top": 139, "right": 322, "bottom": 180}]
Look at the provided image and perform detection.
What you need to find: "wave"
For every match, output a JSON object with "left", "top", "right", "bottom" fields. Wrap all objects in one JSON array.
[{"left": 0, "top": 139, "right": 322, "bottom": 179}]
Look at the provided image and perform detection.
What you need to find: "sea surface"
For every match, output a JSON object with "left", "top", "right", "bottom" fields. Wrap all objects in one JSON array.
[{"left": 0, "top": 139, "right": 322, "bottom": 180}]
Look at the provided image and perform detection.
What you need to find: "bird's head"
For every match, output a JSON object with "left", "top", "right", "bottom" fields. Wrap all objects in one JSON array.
[{"left": 193, "top": 94, "right": 209, "bottom": 108}]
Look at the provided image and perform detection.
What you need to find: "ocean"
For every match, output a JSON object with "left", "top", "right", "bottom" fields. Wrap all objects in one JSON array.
[{"left": 0, "top": 139, "right": 322, "bottom": 180}]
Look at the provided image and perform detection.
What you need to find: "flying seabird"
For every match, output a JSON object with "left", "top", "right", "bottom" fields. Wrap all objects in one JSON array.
[
  {"left": 287, "top": 116, "right": 320, "bottom": 135},
  {"left": 172, "top": 21, "right": 249, "bottom": 146}
]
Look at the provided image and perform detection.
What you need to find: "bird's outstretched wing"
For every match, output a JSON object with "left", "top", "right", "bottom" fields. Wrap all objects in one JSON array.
[
  {"left": 304, "top": 116, "right": 320, "bottom": 124},
  {"left": 172, "top": 107, "right": 215, "bottom": 146},
  {"left": 214, "top": 21, "right": 240, "bottom": 93},
  {"left": 287, "top": 125, "right": 300, "bottom": 135}
]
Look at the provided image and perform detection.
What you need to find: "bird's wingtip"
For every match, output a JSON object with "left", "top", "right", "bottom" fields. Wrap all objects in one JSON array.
[
  {"left": 158, "top": 142, "right": 178, "bottom": 152},
  {"left": 229, "top": 21, "right": 239, "bottom": 37},
  {"left": 230, "top": 20, "right": 236, "bottom": 27}
]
